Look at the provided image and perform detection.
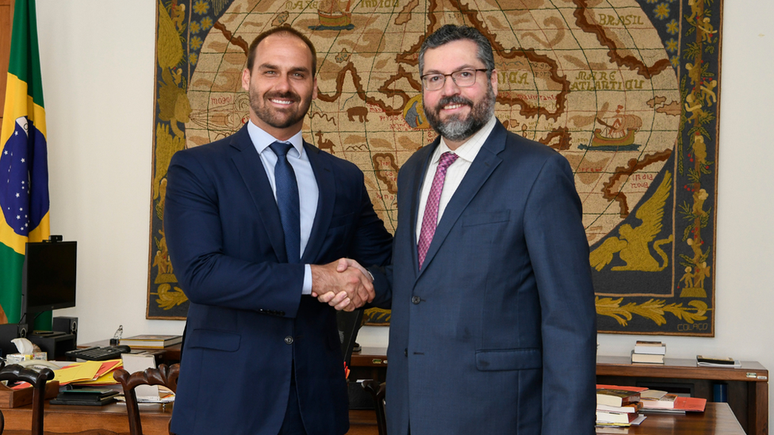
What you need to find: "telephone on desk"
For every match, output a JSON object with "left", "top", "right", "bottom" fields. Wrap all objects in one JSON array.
[
  {"left": 16, "top": 359, "right": 62, "bottom": 371},
  {"left": 65, "top": 345, "right": 131, "bottom": 361}
]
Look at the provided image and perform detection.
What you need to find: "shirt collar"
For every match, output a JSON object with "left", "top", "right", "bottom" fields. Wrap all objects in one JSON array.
[
  {"left": 246, "top": 120, "right": 305, "bottom": 158},
  {"left": 434, "top": 116, "right": 497, "bottom": 164}
]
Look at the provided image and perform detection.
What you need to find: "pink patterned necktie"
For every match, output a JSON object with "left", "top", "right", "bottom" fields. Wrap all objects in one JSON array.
[{"left": 417, "top": 152, "right": 459, "bottom": 269}]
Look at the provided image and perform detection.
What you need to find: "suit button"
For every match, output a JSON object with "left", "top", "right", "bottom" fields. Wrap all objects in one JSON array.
[
  {"left": 404, "top": 349, "right": 408, "bottom": 357},
  {"left": 411, "top": 296, "right": 421, "bottom": 304},
  {"left": 284, "top": 336, "right": 294, "bottom": 345}
]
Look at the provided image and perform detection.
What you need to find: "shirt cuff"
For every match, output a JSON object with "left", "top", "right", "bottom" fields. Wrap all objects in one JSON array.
[{"left": 302, "top": 264, "right": 313, "bottom": 295}]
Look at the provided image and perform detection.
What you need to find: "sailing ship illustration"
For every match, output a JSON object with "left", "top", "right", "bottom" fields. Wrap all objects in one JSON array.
[
  {"left": 310, "top": 0, "right": 355, "bottom": 30},
  {"left": 580, "top": 106, "right": 642, "bottom": 151}
]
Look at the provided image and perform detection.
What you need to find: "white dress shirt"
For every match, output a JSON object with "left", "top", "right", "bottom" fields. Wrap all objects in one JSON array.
[
  {"left": 416, "top": 116, "right": 497, "bottom": 243},
  {"left": 247, "top": 121, "right": 318, "bottom": 294}
]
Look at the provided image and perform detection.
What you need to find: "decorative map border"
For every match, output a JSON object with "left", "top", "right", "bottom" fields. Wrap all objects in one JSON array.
[{"left": 146, "top": 0, "right": 722, "bottom": 336}]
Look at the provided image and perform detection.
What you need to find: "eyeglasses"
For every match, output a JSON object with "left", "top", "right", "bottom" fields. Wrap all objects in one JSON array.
[{"left": 420, "top": 68, "right": 489, "bottom": 91}]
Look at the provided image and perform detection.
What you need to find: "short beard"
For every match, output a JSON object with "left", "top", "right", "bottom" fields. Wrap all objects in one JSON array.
[
  {"left": 424, "top": 84, "right": 496, "bottom": 142},
  {"left": 249, "top": 88, "right": 309, "bottom": 130}
]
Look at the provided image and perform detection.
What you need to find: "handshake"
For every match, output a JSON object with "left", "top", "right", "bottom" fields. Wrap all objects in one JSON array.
[{"left": 310, "top": 258, "right": 374, "bottom": 312}]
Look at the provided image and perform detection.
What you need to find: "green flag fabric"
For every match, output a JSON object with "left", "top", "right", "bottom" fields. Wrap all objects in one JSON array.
[{"left": 1, "top": 0, "right": 51, "bottom": 329}]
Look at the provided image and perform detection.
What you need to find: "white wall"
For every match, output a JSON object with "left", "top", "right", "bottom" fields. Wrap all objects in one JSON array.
[
  {"left": 34, "top": 0, "right": 774, "bottom": 430},
  {"left": 35, "top": 1, "right": 180, "bottom": 340}
]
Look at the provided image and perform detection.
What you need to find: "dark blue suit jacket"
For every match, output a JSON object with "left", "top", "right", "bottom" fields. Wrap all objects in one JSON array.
[
  {"left": 372, "top": 121, "right": 597, "bottom": 435},
  {"left": 164, "top": 125, "right": 392, "bottom": 435}
]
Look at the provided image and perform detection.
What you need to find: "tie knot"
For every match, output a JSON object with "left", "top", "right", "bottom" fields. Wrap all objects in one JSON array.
[
  {"left": 270, "top": 141, "right": 293, "bottom": 158},
  {"left": 438, "top": 152, "right": 459, "bottom": 170}
]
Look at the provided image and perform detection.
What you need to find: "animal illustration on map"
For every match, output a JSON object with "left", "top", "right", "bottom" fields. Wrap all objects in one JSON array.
[
  {"left": 315, "top": 131, "right": 336, "bottom": 154},
  {"left": 347, "top": 106, "right": 368, "bottom": 123}
]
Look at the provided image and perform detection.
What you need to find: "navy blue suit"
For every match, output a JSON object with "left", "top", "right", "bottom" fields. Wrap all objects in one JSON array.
[
  {"left": 372, "top": 121, "right": 597, "bottom": 435},
  {"left": 164, "top": 125, "right": 392, "bottom": 435}
]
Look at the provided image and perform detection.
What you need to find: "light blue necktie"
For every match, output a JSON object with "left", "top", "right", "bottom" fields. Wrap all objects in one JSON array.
[{"left": 270, "top": 142, "right": 300, "bottom": 263}]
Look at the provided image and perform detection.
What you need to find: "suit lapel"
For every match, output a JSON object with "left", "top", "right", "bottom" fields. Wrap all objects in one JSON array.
[
  {"left": 229, "top": 126, "right": 288, "bottom": 262},
  {"left": 418, "top": 122, "right": 507, "bottom": 276},
  {"left": 302, "top": 142, "right": 334, "bottom": 263}
]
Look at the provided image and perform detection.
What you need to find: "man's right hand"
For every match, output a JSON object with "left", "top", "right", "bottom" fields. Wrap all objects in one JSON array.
[{"left": 310, "top": 259, "right": 374, "bottom": 311}]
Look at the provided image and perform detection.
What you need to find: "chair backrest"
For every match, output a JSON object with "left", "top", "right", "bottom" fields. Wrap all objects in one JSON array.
[
  {"left": 361, "top": 379, "right": 386, "bottom": 435},
  {"left": 113, "top": 363, "right": 180, "bottom": 435},
  {"left": 0, "top": 362, "right": 55, "bottom": 435},
  {"left": 336, "top": 308, "right": 364, "bottom": 367}
]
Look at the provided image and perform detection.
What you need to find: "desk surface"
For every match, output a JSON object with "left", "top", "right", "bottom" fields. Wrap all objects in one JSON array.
[
  {"left": 0, "top": 400, "right": 741, "bottom": 435},
  {"left": 2, "top": 401, "right": 173, "bottom": 435},
  {"left": 347, "top": 403, "right": 744, "bottom": 435},
  {"left": 611, "top": 403, "right": 745, "bottom": 435},
  {"left": 597, "top": 354, "right": 769, "bottom": 381},
  {"left": 353, "top": 348, "right": 769, "bottom": 379}
]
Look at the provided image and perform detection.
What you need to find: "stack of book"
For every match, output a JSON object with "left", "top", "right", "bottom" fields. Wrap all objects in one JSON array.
[
  {"left": 597, "top": 383, "right": 707, "bottom": 426},
  {"left": 119, "top": 334, "right": 182, "bottom": 349},
  {"left": 596, "top": 386, "right": 647, "bottom": 427},
  {"left": 640, "top": 391, "right": 679, "bottom": 410},
  {"left": 640, "top": 391, "right": 707, "bottom": 413},
  {"left": 630, "top": 340, "right": 666, "bottom": 364}
]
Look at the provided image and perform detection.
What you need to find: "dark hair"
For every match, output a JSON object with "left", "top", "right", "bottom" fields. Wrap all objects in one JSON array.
[
  {"left": 246, "top": 26, "right": 317, "bottom": 75},
  {"left": 418, "top": 25, "right": 495, "bottom": 77}
]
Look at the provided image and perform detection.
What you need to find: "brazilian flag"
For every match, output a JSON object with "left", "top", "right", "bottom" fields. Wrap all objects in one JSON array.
[{"left": 0, "top": 0, "right": 51, "bottom": 329}]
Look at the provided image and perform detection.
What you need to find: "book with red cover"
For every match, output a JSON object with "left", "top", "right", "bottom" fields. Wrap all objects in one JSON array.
[
  {"left": 641, "top": 395, "right": 706, "bottom": 412},
  {"left": 674, "top": 396, "right": 707, "bottom": 412}
]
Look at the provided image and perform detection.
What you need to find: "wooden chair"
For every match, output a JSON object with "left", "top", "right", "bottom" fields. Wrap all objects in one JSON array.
[
  {"left": 0, "top": 362, "right": 55, "bottom": 435},
  {"left": 337, "top": 308, "right": 364, "bottom": 367},
  {"left": 361, "top": 379, "right": 386, "bottom": 435},
  {"left": 113, "top": 363, "right": 180, "bottom": 435}
]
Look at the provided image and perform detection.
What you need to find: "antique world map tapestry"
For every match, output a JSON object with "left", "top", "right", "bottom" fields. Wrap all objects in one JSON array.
[{"left": 147, "top": 0, "right": 722, "bottom": 336}]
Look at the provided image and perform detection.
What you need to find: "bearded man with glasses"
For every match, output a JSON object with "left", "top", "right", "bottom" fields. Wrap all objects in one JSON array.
[{"left": 322, "top": 24, "right": 597, "bottom": 435}]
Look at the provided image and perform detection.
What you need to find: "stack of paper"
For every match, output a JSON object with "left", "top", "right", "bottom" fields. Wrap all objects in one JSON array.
[{"left": 595, "top": 385, "right": 647, "bottom": 428}]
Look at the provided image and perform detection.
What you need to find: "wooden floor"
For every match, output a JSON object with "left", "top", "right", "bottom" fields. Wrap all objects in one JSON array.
[{"left": 347, "top": 409, "right": 379, "bottom": 435}]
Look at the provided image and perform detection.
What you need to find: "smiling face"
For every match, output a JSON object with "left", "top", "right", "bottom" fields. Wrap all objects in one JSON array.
[
  {"left": 241, "top": 32, "right": 318, "bottom": 141},
  {"left": 421, "top": 39, "right": 498, "bottom": 149}
]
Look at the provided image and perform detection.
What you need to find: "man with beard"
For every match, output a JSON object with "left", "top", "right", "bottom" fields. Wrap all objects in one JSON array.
[
  {"left": 164, "top": 27, "right": 392, "bottom": 435},
  {"left": 324, "top": 24, "right": 597, "bottom": 435}
]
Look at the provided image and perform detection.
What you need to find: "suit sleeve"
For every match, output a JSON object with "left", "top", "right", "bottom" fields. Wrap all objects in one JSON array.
[
  {"left": 523, "top": 153, "right": 597, "bottom": 434},
  {"left": 164, "top": 150, "right": 305, "bottom": 318},
  {"left": 346, "top": 171, "right": 393, "bottom": 269},
  {"left": 367, "top": 264, "right": 393, "bottom": 309}
]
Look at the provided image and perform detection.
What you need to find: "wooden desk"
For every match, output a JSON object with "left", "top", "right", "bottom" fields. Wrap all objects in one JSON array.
[
  {"left": 350, "top": 346, "right": 389, "bottom": 382},
  {"left": 346, "top": 403, "right": 744, "bottom": 434},
  {"left": 349, "top": 350, "right": 768, "bottom": 435},
  {"left": 1, "top": 399, "right": 742, "bottom": 434},
  {"left": 597, "top": 355, "right": 768, "bottom": 435},
  {"left": 626, "top": 403, "right": 745, "bottom": 434},
  {"left": 1, "top": 401, "right": 172, "bottom": 434}
]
